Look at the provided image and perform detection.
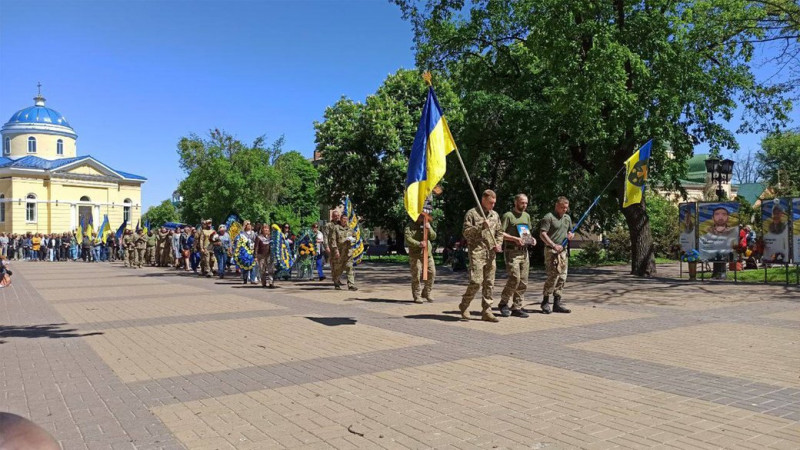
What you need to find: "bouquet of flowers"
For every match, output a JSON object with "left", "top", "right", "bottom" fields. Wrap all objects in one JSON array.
[{"left": 680, "top": 249, "right": 700, "bottom": 263}]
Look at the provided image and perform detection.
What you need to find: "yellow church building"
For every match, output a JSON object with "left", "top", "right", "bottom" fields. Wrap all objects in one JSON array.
[{"left": 0, "top": 90, "right": 145, "bottom": 234}]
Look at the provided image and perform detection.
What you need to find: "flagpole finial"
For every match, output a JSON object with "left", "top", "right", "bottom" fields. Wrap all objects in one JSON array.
[{"left": 422, "top": 71, "right": 433, "bottom": 86}]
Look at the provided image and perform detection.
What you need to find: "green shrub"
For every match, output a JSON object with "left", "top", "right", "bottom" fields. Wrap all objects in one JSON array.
[{"left": 575, "top": 240, "right": 604, "bottom": 266}]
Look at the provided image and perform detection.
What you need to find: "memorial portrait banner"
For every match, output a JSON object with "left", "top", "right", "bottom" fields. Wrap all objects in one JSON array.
[
  {"left": 697, "top": 202, "right": 739, "bottom": 261},
  {"left": 762, "top": 198, "right": 790, "bottom": 263},
  {"left": 679, "top": 202, "right": 697, "bottom": 253},
  {"left": 793, "top": 198, "right": 800, "bottom": 263}
]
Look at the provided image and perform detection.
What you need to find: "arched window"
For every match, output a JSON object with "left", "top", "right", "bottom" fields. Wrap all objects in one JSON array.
[
  {"left": 57, "top": 139, "right": 64, "bottom": 155},
  {"left": 27, "top": 137, "right": 36, "bottom": 153},
  {"left": 0, "top": 194, "right": 5, "bottom": 223},
  {"left": 80, "top": 195, "right": 91, "bottom": 202},
  {"left": 26, "top": 194, "right": 37, "bottom": 222},
  {"left": 123, "top": 198, "right": 132, "bottom": 223},
  {"left": 3, "top": 137, "right": 8, "bottom": 155}
]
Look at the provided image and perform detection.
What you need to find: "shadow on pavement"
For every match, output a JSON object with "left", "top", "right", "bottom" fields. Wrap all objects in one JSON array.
[
  {"left": 345, "top": 298, "right": 415, "bottom": 304},
  {"left": 305, "top": 317, "right": 357, "bottom": 326},
  {"left": 0, "top": 324, "right": 103, "bottom": 342},
  {"left": 404, "top": 314, "right": 461, "bottom": 322}
]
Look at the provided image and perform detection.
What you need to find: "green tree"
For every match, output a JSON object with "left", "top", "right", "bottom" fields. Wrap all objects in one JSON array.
[
  {"left": 758, "top": 129, "right": 800, "bottom": 196},
  {"left": 271, "top": 151, "right": 321, "bottom": 231},
  {"left": 142, "top": 200, "right": 179, "bottom": 228},
  {"left": 314, "top": 69, "right": 461, "bottom": 248},
  {"left": 396, "top": 0, "right": 795, "bottom": 276},
  {"left": 177, "top": 129, "right": 318, "bottom": 226}
]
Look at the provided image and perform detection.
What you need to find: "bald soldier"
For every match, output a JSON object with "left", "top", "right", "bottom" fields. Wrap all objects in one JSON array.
[
  {"left": 539, "top": 196, "right": 574, "bottom": 314},
  {"left": 458, "top": 190, "right": 504, "bottom": 322},
  {"left": 498, "top": 193, "right": 536, "bottom": 318}
]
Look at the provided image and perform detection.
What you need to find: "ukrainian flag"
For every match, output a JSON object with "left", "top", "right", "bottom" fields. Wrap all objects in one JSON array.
[
  {"left": 115, "top": 220, "right": 128, "bottom": 240},
  {"left": 404, "top": 86, "right": 456, "bottom": 221},
  {"left": 77, "top": 216, "right": 85, "bottom": 242},
  {"left": 623, "top": 140, "right": 653, "bottom": 208},
  {"left": 99, "top": 215, "right": 112, "bottom": 241}
]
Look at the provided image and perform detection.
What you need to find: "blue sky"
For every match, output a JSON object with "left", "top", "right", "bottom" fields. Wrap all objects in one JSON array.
[
  {"left": 0, "top": 0, "right": 415, "bottom": 209},
  {"left": 0, "top": 1, "right": 795, "bottom": 210}
]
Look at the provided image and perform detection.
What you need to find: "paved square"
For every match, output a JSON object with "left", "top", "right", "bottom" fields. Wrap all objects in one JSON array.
[{"left": 2, "top": 261, "right": 798, "bottom": 449}]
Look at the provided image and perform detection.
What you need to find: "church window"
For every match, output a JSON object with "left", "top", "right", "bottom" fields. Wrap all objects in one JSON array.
[
  {"left": 26, "top": 194, "right": 37, "bottom": 222},
  {"left": 28, "top": 137, "right": 37, "bottom": 153},
  {"left": 3, "top": 137, "right": 8, "bottom": 155},
  {"left": 57, "top": 139, "right": 64, "bottom": 155},
  {"left": 0, "top": 194, "right": 5, "bottom": 222},
  {"left": 123, "top": 198, "right": 132, "bottom": 223}
]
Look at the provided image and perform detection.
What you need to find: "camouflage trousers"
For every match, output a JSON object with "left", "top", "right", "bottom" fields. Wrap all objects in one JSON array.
[
  {"left": 409, "top": 250, "right": 435, "bottom": 300},
  {"left": 257, "top": 254, "right": 274, "bottom": 286},
  {"left": 125, "top": 248, "right": 135, "bottom": 267},
  {"left": 500, "top": 247, "right": 529, "bottom": 310},
  {"left": 199, "top": 250, "right": 213, "bottom": 275},
  {"left": 145, "top": 246, "right": 156, "bottom": 265},
  {"left": 332, "top": 254, "right": 355, "bottom": 288},
  {"left": 460, "top": 247, "right": 496, "bottom": 311},
  {"left": 135, "top": 248, "right": 146, "bottom": 267},
  {"left": 543, "top": 249, "right": 568, "bottom": 296}
]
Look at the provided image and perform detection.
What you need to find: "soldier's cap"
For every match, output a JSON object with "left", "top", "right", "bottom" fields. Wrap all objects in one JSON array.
[{"left": 712, "top": 205, "right": 731, "bottom": 214}]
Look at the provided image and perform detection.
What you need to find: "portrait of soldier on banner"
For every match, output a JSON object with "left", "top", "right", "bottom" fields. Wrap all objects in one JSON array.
[
  {"left": 698, "top": 202, "right": 739, "bottom": 261},
  {"left": 516, "top": 223, "right": 534, "bottom": 246},
  {"left": 679, "top": 203, "right": 696, "bottom": 253},
  {"left": 763, "top": 198, "right": 790, "bottom": 263}
]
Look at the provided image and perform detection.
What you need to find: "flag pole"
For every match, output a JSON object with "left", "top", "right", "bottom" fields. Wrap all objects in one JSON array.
[
  {"left": 561, "top": 165, "right": 626, "bottom": 247},
  {"left": 453, "top": 147, "right": 499, "bottom": 247}
]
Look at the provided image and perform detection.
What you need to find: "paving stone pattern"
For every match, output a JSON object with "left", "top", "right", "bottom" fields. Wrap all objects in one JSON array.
[{"left": 1, "top": 261, "right": 798, "bottom": 449}]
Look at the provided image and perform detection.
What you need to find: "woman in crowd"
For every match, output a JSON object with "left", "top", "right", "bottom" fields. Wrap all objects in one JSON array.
[
  {"left": 31, "top": 233, "right": 41, "bottom": 262},
  {"left": 236, "top": 221, "right": 257, "bottom": 284}
]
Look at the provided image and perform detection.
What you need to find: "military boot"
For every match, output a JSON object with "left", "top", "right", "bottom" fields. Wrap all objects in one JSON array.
[
  {"left": 481, "top": 309, "right": 499, "bottom": 323},
  {"left": 458, "top": 303, "right": 470, "bottom": 320},
  {"left": 541, "top": 295, "right": 552, "bottom": 314},
  {"left": 552, "top": 295, "right": 571, "bottom": 313}
]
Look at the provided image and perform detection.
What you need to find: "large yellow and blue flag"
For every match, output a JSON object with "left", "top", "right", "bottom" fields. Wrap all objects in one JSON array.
[
  {"left": 623, "top": 140, "right": 653, "bottom": 208},
  {"left": 404, "top": 86, "right": 457, "bottom": 221},
  {"left": 76, "top": 216, "right": 84, "bottom": 243},
  {"left": 86, "top": 214, "right": 94, "bottom": 238},
  {"left": 99, "top": 214, "right": 112, "bottom": 241}
]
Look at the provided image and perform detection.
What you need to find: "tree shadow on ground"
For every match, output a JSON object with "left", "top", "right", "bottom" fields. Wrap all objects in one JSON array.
[
  {"left": 305, "top": 317, "right": 357, "bottom": 326},
  {"left": 0, "top": 324, "right": 103, "bottom": 342}
]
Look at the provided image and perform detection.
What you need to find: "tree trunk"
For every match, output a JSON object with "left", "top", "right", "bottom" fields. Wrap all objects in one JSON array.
[{"left": 621, "top": 202, "right": 657, "bottom": 276}]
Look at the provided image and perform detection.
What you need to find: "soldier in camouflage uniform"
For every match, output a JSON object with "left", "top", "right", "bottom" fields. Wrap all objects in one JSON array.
[
  {"left": 404, "top": 215, "right": 436, "bottom": 303},
  {"left": 145, "top": 230, "right": 158, "bottom": 266},
  {"left": 196, "top": 220, "right": 215, "bottom": 278},
  {"left": 323, "top": 209, "right": 341, "bottom": 269},
  {"left": 329, "top": 215, "right": 357, "bottom": 291},
  {"left": 133, "top": 229, "right": 147, "bottom": 268},
  {"left": 459, "top": 190, "right": 504, "bottom": 322},
  {"left": 498, "top": 194, "right": 536, "bottom": 318},
  {"left": 122, "top": 229, "right": 134, "bottom": 268},
  {"left": 538, "top": 196, "right": 573, "bottom": 314}
]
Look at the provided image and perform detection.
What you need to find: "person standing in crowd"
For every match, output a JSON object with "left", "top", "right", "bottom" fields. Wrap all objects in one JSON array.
[
  {"left": 122, "top": 229, "right": 134, "bottom": 268},
  {"left": 498, "top": 194, "right": 535, "bottom": 318},
  {"left": 237, "top": 221, "right": 257, "bottom": 284},
  {"left": 155, "top": 227, "right": 167, "bottom": 267},
  {"left": 144, "top": 230, "right": 156, "bottom": 265},
  {"left": 105, "top": 232, "right": 115, "bottom": 262},
  {"left": 196, "top": 220, "right": 215, "bottom": 278},
  {"left": 538, "top": 196, "right": 574, "bottom": 314},
  {"left": 171, "top": 228, "right": 182, "bottom": 268},
  {"left": 458, "top": 190, "right": 504, "bottom": 322},
  {"left": 23, "top": 233, "right": 32, "bottom": 260},
  {"left": 254, "top": 224, "right": 274, "bottom": 288},
  {"left": 405, "top": 214, "right": 436, "bottom": 303},
  {"left": 0, "top": 233, "right": 8, "bottom": 258},
  {"left": 179, "top": 227, "right": 191, "bottom": 271},
  {"left": 31, "top": 233, "right": 42, "bottom": 262},
  {"left": 92, "top": 233, "right": 103, "bottom": 262},
  {"left": 324, "top": 209, "right": 341, "bottom": 269},
  {"left": 330, "top": 214, "right": 357, "bottom": 291},
  {"left": 213, "top": 225, "right": 229, "bottom": 278},
  {"left": 80, "top": 232, "right": 91, "bottom": 262},
  {"left": 133, "top": 228, "right": 147, "bottom": 268},
  {"left": 312, "top": 223, "right": 325, "bottom": 281}
]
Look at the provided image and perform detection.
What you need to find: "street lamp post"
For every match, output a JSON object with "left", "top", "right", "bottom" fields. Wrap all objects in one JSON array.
[
  {"left": 705, "top": 157, "right": 735, "bottom": 279},
  {"left": 705, "top": 157, "right": 735, "bottom": 201}
]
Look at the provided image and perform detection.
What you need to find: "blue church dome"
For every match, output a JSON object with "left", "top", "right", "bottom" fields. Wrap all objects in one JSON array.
[{"left": 7, "top": 99, "right": 72, "bottom": 128}]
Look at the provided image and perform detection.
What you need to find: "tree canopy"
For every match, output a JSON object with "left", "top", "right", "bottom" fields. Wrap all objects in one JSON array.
[
  {"left": 394, "top": 0, "right": 796, "bottom": 275},
  {"left": 176, "top": 129, "right": 319, "bottom": 230},
  {"left": 314, "top": 69, "right": 461, "bottom": 239},
  {"left": 758, "top": 129, "right": 800, "bottom": 196},
  {"left": 141, "top": 199, "right": 180, "bottom": 228}
]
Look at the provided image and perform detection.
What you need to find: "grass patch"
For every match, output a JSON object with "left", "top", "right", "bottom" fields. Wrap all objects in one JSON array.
[{"left": 728, "top": 265, "right": 799, "bottom": 284}]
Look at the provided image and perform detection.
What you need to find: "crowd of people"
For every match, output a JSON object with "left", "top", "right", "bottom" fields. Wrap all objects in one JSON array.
[{"left": 4, "top": 192, "right": 577, "bottom": 322}]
